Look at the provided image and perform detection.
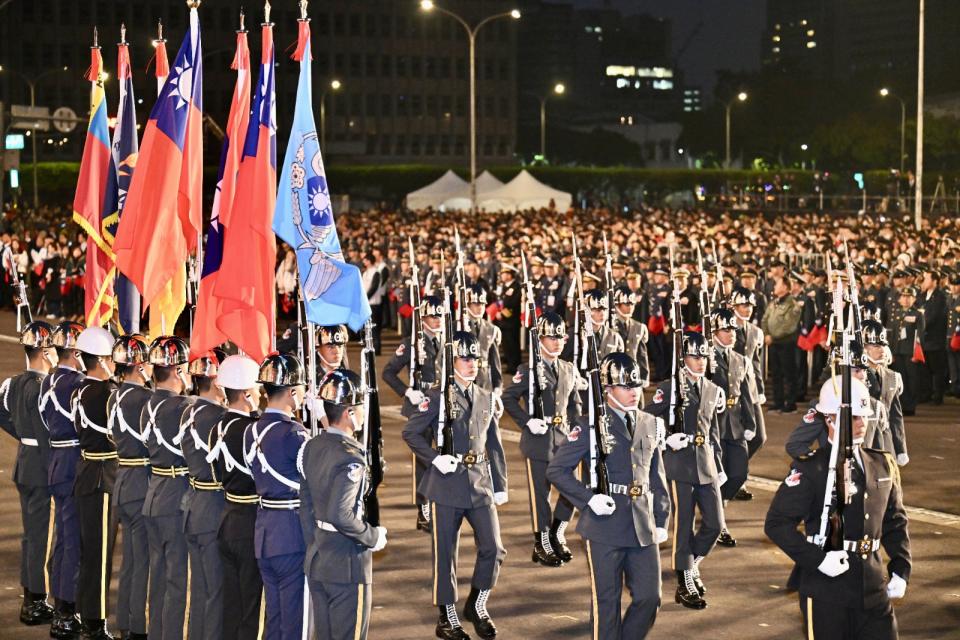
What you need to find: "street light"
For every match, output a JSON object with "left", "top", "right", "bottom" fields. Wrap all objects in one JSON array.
[
  {"left": 319, "top": 78, "right": 342, "bottom": 152},
  {"left": 879, "top": 87, "right": 907, "bottom": 175},
  {"left": 537, "top": 82, "right": 565, "bottom": 161},
  {"left": 723, "top": 91, "right": 747, "bottom": 168},
  {"left": 421, "top": 0, "right": 521, "bottom": 212}
]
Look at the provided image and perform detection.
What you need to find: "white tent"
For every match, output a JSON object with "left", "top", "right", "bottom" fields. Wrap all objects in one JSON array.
[
  {"left": 405, "top": 170, "right": 468, "bottom": 210},
  {"left": 476, "top": 169, "right": 572, "bottom": 213},
  {"left": 439, "top": 170, "right": 505, "bottom": 211}
]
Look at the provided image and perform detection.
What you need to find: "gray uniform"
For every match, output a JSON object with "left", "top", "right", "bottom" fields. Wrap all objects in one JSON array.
[
  {"left": 867, "top": 368, "right": 907, "bottom": 458},
  {"left": 402, "top": 385, "right": 508, "bottom": 606},
  {"left": 713, "top": 346, "right": 757, "bottom": 501},
  {"left": 616, "top": 314, "right": 651, "bottom": 388},
  {"left": 465, "top": 316, "right": 502, "bottom": 393},
  {"left": 299, "top": 430, "right": 380, "bottom": 640},
  {"left": 735, "top": 321, "right": 767, "bottom": 457},
  {"left": 546, "top": 409, "right": 670, "bottom": 640}
]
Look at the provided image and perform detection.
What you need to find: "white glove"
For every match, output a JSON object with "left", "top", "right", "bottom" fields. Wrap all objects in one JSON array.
[
  {"left": 896, "top": 453, "right": 909, "bottom": 467},
  {"left": 744, "top": 429, "right": 756, "bottom": 442},
  {"left": 305, "top": 395, "right": 325, "bottom": 420},
  {"left": 758, "top": 394, "right": 767, "bottom": 405},
  {"left": 526, "top": 418, "right": 549, "bottom": 435},
  {"left": 587, "top": 494, "right": 616, "bottom": 516},
  {"left": 665, "top": 433, "right": 690, "bottom": 451},
  {"left": 493, "top": 491, "right": 509, "bottom": 506},
  {"left": 575, "top": 374, "right": 589, "bottom": 391},
  {"left": 886, "top": 573, "right": 907, "bottom": 599},
  {"left": 371, "top": 526, "right": 387, "bottom": 552},
  {"left": 717, "top": 471, "right": 728, "bottom": 487},
  {"left": 655, "top": 527, "right": 668, "bottom": 544},
  {"left": 642, "top": 379, "right": 651, "bottom": 389},
  {"left": 431, "top": 454, "right": 459, "bottom": 475},
  {"left": 404, "top": 388, "right": 425, "bottom": 405},
  {"left": 817, "top": 550, "right": 850, "bottom": 578},
  {"left": 492, "top": 389, "right": 504, "bottom": 418}
]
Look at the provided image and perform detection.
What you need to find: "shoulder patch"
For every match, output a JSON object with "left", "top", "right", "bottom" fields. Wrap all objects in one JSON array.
[
  {"left": 395, "top": 343, "right": 406, "bottom": 357},
  {"left": 715, "top": 387, "right": 726, "bottom": 414},
  {"left": 652, "top": 388, "right": 665, "bottom": 404},
  {"left": 346, "top": 462, "right": 364, "bottom": 483},
  {"left": 784, "top": 468, "right": 803, "bottom": 487},
  {"left": 802, "top": 408, "right": 817, "bottom": 424},
  {"left": 567, "top": 425, "right": 581, "bottom": 442},
  {"left": 512, "top": 370, "right": 523, "bottom": 384},
  {"left": 418, "top": 397, "right": 431, "bottom": 413}
]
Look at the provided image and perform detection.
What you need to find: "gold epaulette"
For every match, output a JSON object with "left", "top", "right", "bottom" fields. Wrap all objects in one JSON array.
[{"left": 881, "top": 451, "right": 901, "bottom": 487}]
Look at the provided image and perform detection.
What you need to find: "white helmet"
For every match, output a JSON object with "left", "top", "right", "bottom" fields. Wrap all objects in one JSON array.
[
  {"left": 76, "top": 327, "right": 115, "bottom": 357},
  {"left": 217, "top": 355, "right": 260, "bottom": 391},
  {"left": 815, "top": 376, "right": 872, "bottom": 418}
]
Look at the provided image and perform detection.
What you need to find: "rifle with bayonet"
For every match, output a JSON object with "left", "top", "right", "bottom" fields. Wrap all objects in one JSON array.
[
  {"left": 667, "top": 245, "right": 687, "bottom": 435},
  {"left": 361, "top": 319, "right": 385, "bottom": 526},
  {"left": 408, "top": 238, "right": 424, "bottom": 394},
  {"left": 521, "top": 250, "right": 546, "bottom": 424},
  {"left": 436, "top": 249, "right": 458, "bottom": 456},
  {"left": 842, "top": 241, "right": 863, "bottom": 335},
  {"left": 4, "top": 245, "right": 31, "bottom": 332},
  {"left": 602, "top": 232, "right": 616, "bottom": 333},
  {"left": 453, "top": 227, "right": 468, "bottom": 332},
  {"left": 696, "top": 244, "right": 715, "bottom": 378}
]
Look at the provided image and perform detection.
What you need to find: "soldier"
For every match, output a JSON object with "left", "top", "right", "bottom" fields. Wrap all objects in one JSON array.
[
  {"left": 730, "top": 285, "right": 767, "bottom": 496},
  {"left": 244, "top": 353, "right": 309, "bottom": 639},
  {"left": 298, "top": 369, "right": 388, "bottom": 640},
  {"left": 947, "top": 274, "right": 960, "bottom": 397},
  {"left": 178, "top": 351, "right": 227, "bottom": 640},
  {"left": 764, "top": 377, "right": 911, "bottom": 639},
  {"left": 581, "top": 290, "right": 625, "bottom": 362},
  {"left": 917, "top": 268, "right": 948, "bottom": 404},
  {"left": 612, "top": 284, "right": 651, "bottom": 388},
  {"left": 308, "top": 324, "right": 349, "bottom": 428},
  {"left": 40, "top": 320, "right": 85, "bottom": 638},
  {"left": 402, "top": 331, "right": 509, "bottom": 640},
  {"left": 502, "top": 311, "right": 581, "bottom": 567},
  {"left": 496, "top": 263, "right": 522, "bottom": 374},
  {"left": 207, "top": 355, "right": 264, "bottom": 640},
  {"left": 888, "top": 286, "right": 923, "bottom": 416},
  {"left": 861, "top": 321, "right": 909, "bottom": 465},
  {"left": 0, "top": 321, "right": 56, "bottom": 627},
  {"left": 462, "top": 283, "right": 503, "bottom": 399},
  {"left": 382, "top": 294, "right": 443, "bottom": 531},
  {"left": 108, "top": 335, "right": 153, "bottom": 640},
  {"left": 546, "top": 353, "right": 670, "bottom": 640},
  {"left": 142, "top": 336, "right": 193, "bottom": 640},
  {"left": 538, "top": 256, "right": 569, "bottom": 317},
  {"left": 71, "top": 326, "right": 118, "bottom": 639},
  {"left": 644, "top": 264, "right": 671, "bottom": 380},
  {"left": 644, "top": 332, "right": 726, "bottom": 609}
]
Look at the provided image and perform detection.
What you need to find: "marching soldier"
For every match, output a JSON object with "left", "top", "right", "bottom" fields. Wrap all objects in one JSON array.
[
  {"left": 402, "top": 331, "right": 509, "bottom": 640},
  {"left": 612, "top": 284, "right": 651, "bottom": 389},
  {"left": 579, "top": 290, "right": 625, "bottom": 363},
  {"left": 730, "top": 285, "right": 767, "bottom": 497},
  {"left": 108, "top": 335, "right": 153, "bottom": 640},
  {"left": 462, "top": 283, "right": 503, "bottom": 398},
  {"left": 142, "top": 336, "right": 193, "bottom": 640},
  {"left": 861, "top": 321, "right": 909, "bottom": 465},
  {"left": 179, "top": 351, "right": 227, "bottom": 640},
  {"left": 496, "top": 263, "right": 522, "bottom": 374},
  {"left": 0, "top": 321, "right": 56, "bottom": 627},
  {"left": 765, "top": 377, "right": 911, "bottom": 639},
  {"left": 888, "top": 286, "right": 923, "bottom": 416},
  {"left": 298, "top": 369, "right": 388, "bottom": 640},
  {"left": 207, "top": 355, "right": 264, "bottom": 640},
  {"left": 71, "top": 327, "right": 118, "bottom": 639},
  {"left": 546, "top": 353, "right": 670, "bottom": 640},
  {"left": 244, "top": 353, "right": 309, "bottom": 639},
  {"left": 382, "top": 294, "right": 443, "bottom": 531},
  {"left": 644, "top": 332, "right": 726, "bottom": 609},
  {"left": 41, "top": 321, "right": 85, "bottom": 638},
  {"left": 502, "top": 311, "right": 581, "bottom": 567},
  {"left": 308, "top": 324, "right": 349, "bottom": 428}
]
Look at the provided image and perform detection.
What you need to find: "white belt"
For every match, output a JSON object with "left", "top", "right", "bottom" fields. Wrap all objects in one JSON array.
[
  {"left": 806, "top": 536, "right": 881, "bottom": 553},
  {"left": 454, "top": 452, "right": 488, "bottom": 465},
  {"left": 20, "top": 438, "right": 39, "bottom": 447},
  {"left": 260, "top": 497, "right": 300, "bottom": 510},
  {"left": 316, "top": 520, "right": 338, "bottom": 532},
  {"left": 50, "top": 439, "right": 80, "bottom": 448},
  {"left": 607, "top": 483, "right": 647, "bottom": 497}
]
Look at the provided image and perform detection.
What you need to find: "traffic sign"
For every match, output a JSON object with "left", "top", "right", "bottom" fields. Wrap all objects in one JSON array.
[
  {"left": 9, "top": 169, "right": 19, "bottom": 189},
  {"left": 2, "top": 150, "right": 19, "bottom": 171},
  {"left": 4, "top": 133, "right": 25, "bottom": 150},
  {"left": 52, "top": 106, "right": 78, "bottom": 133},
  {"left": 10, "top": 105, "right": 50, "bottom": 132}
]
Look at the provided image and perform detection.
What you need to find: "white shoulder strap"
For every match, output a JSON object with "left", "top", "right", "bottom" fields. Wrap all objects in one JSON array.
[
  {"left": 111, "top": 387, "right": 148, "bottom": 443},
  {"left": 74, "top": 385, "right": 109, "bottom": 435},
  {"left": 147, "top": 399, "right": 182, "bottom": 457},
  {"left": 247, "top": 420, "right": 301, "bottom": 491},
  {"left": 0, "top": 377, "right": 11, "bottom": 412},
  {"left": 206, "top": 417, "right": 252, "bottom": 476}
]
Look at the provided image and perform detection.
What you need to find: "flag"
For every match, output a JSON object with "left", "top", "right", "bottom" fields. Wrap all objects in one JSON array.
[
  {"left": 190, "top": 25, "right": 251, "bottom": 360},
  {"left": 273, "top": 20, "right": 371, "bottom": 331},
  {"left": 213, "top": 20, "right": 277, "bottom": 362},
  {"left": 113, "top": 6, "right": 202, "bottom": 333},
  {"left": 72, "top": 39, "right": 114, "bottom": 328}
]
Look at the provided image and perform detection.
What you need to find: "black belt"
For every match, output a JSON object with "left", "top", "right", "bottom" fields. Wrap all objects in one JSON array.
[
  {"left": 456, "top": 451, "right": 487, "bottom": 467},
  {"left": 259, "top": 497, "right": 300, "bottom": 510},
  {"left": 189, "top": 478, "right": 223, "bottom": 491},
  {"left": 118, "top": 457, "right": 150, "bottom": 467},
  {"left": 225, "top": 492, "right": 259, "bottom": 505},
  {"left": 151, "top": 466, "right": 189, "bottom": 478},
  {"left": 81, "top": 450, "right": 118, "bottom": 462},
  {"left": 608, "top": 482, "right": 647, "bottom": 498}
]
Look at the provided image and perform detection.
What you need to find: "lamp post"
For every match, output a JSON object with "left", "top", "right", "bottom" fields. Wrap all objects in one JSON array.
[
  {"left": 879, "top": 88, "right": 907, "bottom": 175},
  {"left": 319, "top": 78, "right": 342, "bottom": 152},
  {"left": 538, "top": 82, "right": 565, "bottom": 161},
  {"left": 420, "top": 0, "right": 520, "bottom": 212},
  {"left": 723, "top": 91, "right": 747, "bottom": 168},
  {"left": 915, "top": 0, "right": 925, "bottom": 231}
]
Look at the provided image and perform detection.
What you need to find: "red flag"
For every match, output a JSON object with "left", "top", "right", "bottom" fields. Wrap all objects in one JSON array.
[{"left": 911, "top": 337, "right": 926, "bottom": 364}]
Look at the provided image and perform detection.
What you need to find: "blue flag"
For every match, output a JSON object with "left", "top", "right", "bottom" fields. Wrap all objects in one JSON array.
[{"left": 272, "top": 32, "right": 371, "bottom": 330}]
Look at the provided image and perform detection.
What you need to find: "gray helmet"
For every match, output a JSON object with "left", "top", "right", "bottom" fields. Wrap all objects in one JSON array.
[
  {"left": 537, "top": 311, "right": 566, "bottom": 338},
  {"left": 420, "top": 295, "right": 444, "bottom": 317},
  {"left": 112, "top": 334, "right": 150, "bottom": 366},
  {"left": 453, "top": 330, "right": 481, "bottom": 359},
  {"left": 20, "top": 320, "right": 54, "bottom": 348},
  {"left": 729, "top": 286, "right": 756, "bottom": 307},
  {"left": 257, "top": 353, "right": 306, "bottom": 387},
  {"left": 831, "top": 339, "right": 867, "bottom": 370},
  {"left": 600, "top": 352, "right": 643, "bottom": 388},
  {"left": 317, "top": 324, "right": 349, "bottom": 346},
  {"left": 464, "top": 283, "right": 487, "bottom": 305},
  {"left": 188, "top": 347, "right": 227, "bottom": 377},
  {"left": 682, "top": 332, "right": 710, "bottom": 358},
  {"left": 148, "top": 336, "right": 190, "bottom": 367},
  {"left": 861, "top": 320, "right": 888, "bottom": 346},
  {"left": 612, "top": 284, "right": 636, "bottom": 306},
  {"left": 711, "top": 308, "right": 738, "bottom": 331},
  {"left": 584, "top": 289, "right": 608, "bottom": 310},
  {"left": 51, "top": 321, "right": 85, "bottom": 350},
  {"left": 318, "top": 369, "right": 364, "bottom": 407},
  {"left": 860, "top": 302, "right": 882, "bottom": 323}
]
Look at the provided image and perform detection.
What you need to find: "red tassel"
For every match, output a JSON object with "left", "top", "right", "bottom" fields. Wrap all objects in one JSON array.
[
  {"left": 912, "top": 339, "right": 926, "bottom": 364},
  {"left": 85, "top": 47, "right": 103, "bottom": 82},
  {"left": 647, "top": 315, "right": 665, "bottom": 336},
  {"left": 950, "top": 332, "right": 960, "bottom": 352},
  {"left": 154, "top": 41, "right": 169, "bottom": 78},
  {"left": 231, "top": 31, "right": 250, "bottom": 71},
  {"left": 398, "top": 303, "right": 413, "bottom": 319},
  {"left": 291, "top": 20, "right": 311, "bottom": 61}
]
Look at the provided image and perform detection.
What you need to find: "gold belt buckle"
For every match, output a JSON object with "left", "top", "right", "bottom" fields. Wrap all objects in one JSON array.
[
  {"left": 726, "top": 396, "right": 738, "bottom": 407},
  {"left": 552, "top": 415, "right": 564, "bottom": 426},
  {"left": 857, "top": 537, "right": 874, "bottom": 555},
  {"left": 628, "top": 482, "right": 643, "bottom": 499},
  {"left": 462, "top": 451, "right": 478, "bottom": 468},
  {"left": 694, "top": 432, "right": 706, "bottom": 447}
]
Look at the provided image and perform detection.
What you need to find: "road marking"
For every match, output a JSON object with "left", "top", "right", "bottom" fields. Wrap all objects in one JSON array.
[{"left": 0, "top": 334, "right": 19, "bottom": 344}]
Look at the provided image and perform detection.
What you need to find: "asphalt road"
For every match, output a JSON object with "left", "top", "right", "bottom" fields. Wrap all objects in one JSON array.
[{"left": 0, "top": 314, "right": 956, "bottom": 639}]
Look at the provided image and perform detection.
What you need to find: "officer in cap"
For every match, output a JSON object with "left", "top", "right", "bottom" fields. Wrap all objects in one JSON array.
[
  {"left": 141, "top": 335, "right": 193, "bottom": 640},
  {"left": 612, "top": 284, "right": 651, "bottom": 389},
  {"left": 244, "top": 353, "right": 309, "bottom": 639},
  {"left": 644, "top": 332, "right": 726, "bottom": 609},
  {"left": 40, "top": 320, "right": 85, "bottom": 638},
  {"left": 207, "top": 355, "right": 263, "bottom": 640},
  {"left": 179, "top": 350, "right": 228, "bottom": 640},
  {"left": 107, "top": 335, "right": 153, "bottom": 640},
  {"left": 502, "top": 311, "right": 581, "bottom": 567},
  {"left": 497, "top": 262, "right": 523, "bottom": 373},
  {"left": 547, "top": 352, "right": 670, "bottom": 640},
  {"left": 861, "top": 321, "right": 909, "bottom": 464},
  {"left": 72, "top": 326, "right": 118, "bottom": 639},
  {"left": 947, "top": 273, "right": 960, "bottom": 397},
  {"left": 730, "top": 285, "right": 767, "bottom": 490},
  {"left": 0, "top": 321, "right": 56, "bottom": 627},
  {"left": 462, "top": 283, "right": 503, "bottom": 400},
  {"left": 888, "top": 286, "right": 923, "bottom": 415},
  {"left": 299, "top": 369, "right": 388, "bottom": 640},
  {"left": 765, "top": 377, "right": 911, "bottom": 639},
  {"left": 403, "top": 331, "right": 508, "bottom": 640}
]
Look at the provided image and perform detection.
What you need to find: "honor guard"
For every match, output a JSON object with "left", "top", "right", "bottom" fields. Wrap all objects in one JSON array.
[
  {"left": 730, "top": 286, "right": 767, "bottom": 490},
  {"left": 581, "top": 290, "right": 625, "bottom": 362},
  {"left": 0, "top": 321, "right": 56, "bottom": 627},
  {"left": 612, "top": 285, "right": 651, "bottom": 389},
  {"left": 710, "top": 309, "right": 757, "bottom": 548},
  {"left": 141, "top": 336, "right": 193, "bottom": 640},
  {"left": 244, "top": 353, "right": 309, "bottom": 639},
  {"left": 382, "top": 294, "right": 443, "bottom": 531},
  {"left": 299, "top": 369, "right": 388, "bottom": 640},
  {"left": 179, "top": 350, "right": 228, "bottom": 640},
  {"left": 402, "top": 331, "right": 509, "bottom": 640},
  {"left": 862, "top": 321, "right": 909, "bottom": 464},
  {"left": 207, "top": 355, "right": 264, "bottom": 640},
  {"left": 546, "top": 352, "right": 670, "bottom": 640},
  {"left": 305, "top": 324, "right": 349, "bottom": 429},
  {"left": 107, "top": 335, "right": 153, "bottom": 640},
  {"left": 765, "top": 378, "right": 911, "bottom": 639},
  {"left": 462, "top": 283, "right": 504, "bottom": 397},
  {"left": 40, "top": 320, "right": 85, "bottom": 638},
  {"left": 644, "top": 332, "right": 727, "bottom": 609},
  {"left": 502, "top": 311, "right": 581, "bottom": 566},
  {"left": 72, "top": 327, "right": 119, "bottom": 639}
]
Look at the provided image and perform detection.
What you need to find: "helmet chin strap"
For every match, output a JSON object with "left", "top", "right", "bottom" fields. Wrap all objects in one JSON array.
[
  {"left": 467, "top": 308, "right": 484, "bottom": 319},
  {"left": 540, "top": 342, "right": 563, "bottom": 358},
  {"left": 712, "top": 336, "right": 734, "bottom": 351},
  {"left": 455, "top": 370, "right": 477, "bottom": 384},
  {"left": 243, "top": 391, "right": 257, "bottom": 413},
  {"left": 75, "top": 350, "right": 87, "bottom": 373},
  {"left": 319, "top": 353, "right": 340, "bottom": 370},
  {"left": 733, "top": 309, "right": 751, "bottom": 323},
  {"left": 177, "top": 368, "right": 192, "bottom": 393},
  {"left": 606, "top": 390, "right": 638, "bottom": 413},
  {"left": 347, "top": 407, "right": 362, "bottom": 434},
  {"left": 43, "top": 351, "right": 57, "bottom": 369},
  {"left": 683, "top": 365, "right": 705, "bottom": 380}
]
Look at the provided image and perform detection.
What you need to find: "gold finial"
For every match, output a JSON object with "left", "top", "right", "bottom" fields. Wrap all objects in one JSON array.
[
  {"left": 263, "top": 0, "right": 271, "bottom": 25},
  {"left": 156, "top": 19, "right": 165, "bottom": 42},
  {"left": 119, "top": 23, "right": 126, "bottom": 45},
  {"left": 299, "top": 0, "right": 309, "bottom": 21},
  {"left": 239, "top": 8, "right": 246, "bottom": 32},
  {"left": 187, "top": 0, "right": 202, "bottom": 9},
  {"left": 93, "top": 26, "right": 99, "bottom": 48}
]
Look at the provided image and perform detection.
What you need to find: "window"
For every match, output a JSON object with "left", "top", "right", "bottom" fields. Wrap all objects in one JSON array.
[
  {"left": 380, "top": 135, "right": 392, "bottom": 155},
  {"left": 334, "top": 54, "right": 345, "bottom": 74},
  {"left": 333, "top": 14, "right": 344, "bottom": 36},
  {"left": 381, "top": 55, "right": 392, "bottom": 77},
  {"left": 426, "top": 95, "right": 438, "bottom": 116},
  {"left": 500, "top": 97, "right": 510, "bottom": 118},
  {"left": 498, "top": 136, "right": 510, "bottom": 156},
  {"left": 411, "top": 57, "right": 422, "bottom": 78},
  {"left": 317, "top": 52, "right": 330, "bottom": 76},
  {"left": 455, "top": 136, "right": 466, "bottom": 155},
  {"left": 381, "top": 94, "right": 393, "bottom": 116},
  {"left": 484, "top": 59, "right": 495, "bottom": 81},
  {"left": 659, "top": 140, "right": 672, "bottom": 161},
  {"left": 411, "top": 138, "right": 421, "bottom": 155},
  {"left": 366, "top": 55, "right": 377, "bottom": 77},
  {"left": 351, "top": 94, "right": 363, "bottom": 115},
  {"left": 380, "top": 15, "right": 391, "bottom": 38},
  {"left": 397, "top": 95, "right": 408, "bottom": 116},
  {"left": 350, "top": 54, "right": 362, "bottom": 77},
  {"left": 440, "top": 59, "right": 451, "bottom": 79},
  {"left": 366, "top": 135, "right": 377, "bottom": 154},
  {"left": 317, "top": 14, "right": 330, "bottom": 36},
  {"left": 349, "top": 14, "right": 361, "bottom": 36},
  {"left": 425, "top": 57, "right": 436, "bottom": 79},
  {"left": 411, "top": 95, "right": 423, "bottom": 116},
  {"left": 483, "top": 139, "right": 494, "bottom": 156},
  {"left": 396, "top": 16, "right": 407, "bottom": 39},
  {"left": 425, "top": 135, "right": 436, "bottom": 155},
  {"left": 396, "top": 56, "right": 407, "bottom": 77},
  {"left": 455, "top": 96, "right": 466, "bottom": 117},
  {"left": 484, "top": 96, "right": 495, "bottom": 118},
  {"left": 440, "top": 135, "right": 451, "bottom": 155},
  {"left": 456, "top": 58, "right": 466, "bottom": 80},
  {"left": 365, "top": 14, "right": 377, "bottom": 37},
  {"left": 499, "top": 59, "right": 509, "bottom": 81},
  {"left": 334, "top": 95, "right": 346, "bottom": 116},
  {"left": 440, "top": 95, "right": 452, "bottom": 116},
  {"left": 644, "top": 142, "right": 656, "bottom": 161},
  {"left": 366, "top": 94, "right": 377, "bottom": 116},
  {"left": 396, "top": 135, "right": 406, "bottom": 154}
]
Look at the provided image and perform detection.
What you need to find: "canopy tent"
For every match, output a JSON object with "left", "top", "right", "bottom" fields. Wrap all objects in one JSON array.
[
  {"left": 476, "top": 170, "right": 572, "bottom": 213},
  {"left": 439, "top": 170, "right": 505, "bottom": 211},
  {"left": 404, "top": 170, "right": 468, "bottom": 210}
]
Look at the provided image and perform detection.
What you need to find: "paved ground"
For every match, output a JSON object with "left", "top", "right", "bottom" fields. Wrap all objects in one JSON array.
[{"left": 0, "top": 314, "right": 956, "bottom": 638}]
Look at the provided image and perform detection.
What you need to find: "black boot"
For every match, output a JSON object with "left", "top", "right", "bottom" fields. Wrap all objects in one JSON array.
[
  {"left": 80, "top": 618, "right": 114, "bottom": 640},
  {"left": 123, "top": 633, "right": 148, "bottom": 640},
  {"left": 462, "top": 587, "right": 497, "bottom": 639},
  {"left": 20, "top": 589, "right": 54, "bottom": 626},
  {"left": 51, "top": 600, "right": 81, "bottom": 639},
  {"left": 549, "top": 518, "right": 573, "bottom": 563},
  {"left": 436, "top": 604, "right": 471, "bottom": 640},
  {"left": 717, "top": 528, "right": 737, "bottom": 547},
  {"left": 417, "top": 504, "right": 432, "bottom": 533},
  {"left": 734, "top": 487, "right": 753, "bottom": 501},
  {"left": 531, "top": 532, "right": 563, "bottom": 567},
  {"left": 675, "top": 570, "right": 707, "bottom": 609}
]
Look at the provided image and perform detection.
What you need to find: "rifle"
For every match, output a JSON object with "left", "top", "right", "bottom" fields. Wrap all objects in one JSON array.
[
  {"left": 361, "top": 319, "right": 385, "bottom": 526},
  {"left": 696, "top": 244, "right": 715, "bottom": 378},
  {"left": 4, "top": 246, "right": 32, "bottom": 332},
  {"left": 602, "top": 232, "right": 616, "bottom": 332},
  {"left": 667, "top": 245, "right": 687, "bottom": 435},
  {"left": 571, "top": 236, "right": 584, "bottom": 374},
  {"left": 436, "top": 249, "right": 458, "bottom": 456},
  {"left": 521, "top": 251, "right": 546, "bottom": 423},
  {"left": 407, "top": 237, "right": 423, "bottom": 394},
  {"left": 453, "top": 226, "right": 468, "bottom": 331},
  {"left": 842, "top": 240, "right": 863, "bottom": 335}
]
